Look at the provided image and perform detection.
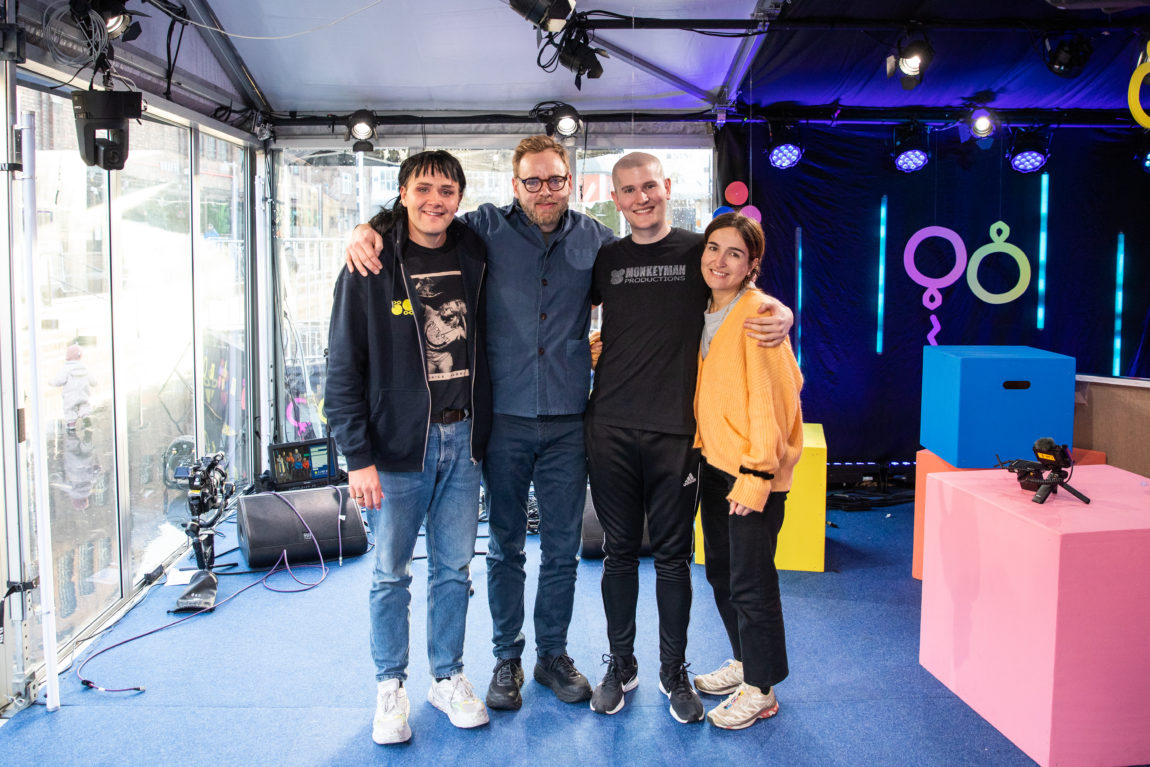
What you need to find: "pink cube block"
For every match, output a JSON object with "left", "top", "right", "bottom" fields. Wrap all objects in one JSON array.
[{"left": 920, "top": 465, "right": 1150, "bottom": 767}]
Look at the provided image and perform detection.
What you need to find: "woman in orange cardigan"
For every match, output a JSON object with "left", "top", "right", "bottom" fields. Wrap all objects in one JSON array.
[{"left": 692, "top": 212, "right": 804, "bottom": 729}]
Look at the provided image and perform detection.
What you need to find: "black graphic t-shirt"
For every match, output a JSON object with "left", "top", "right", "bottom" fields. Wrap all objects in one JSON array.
[
  {"left": 588, "top": 228, "right": 709, "bottom": 435},
  {"left": 403, "top": 239, "right": 471, "bottom": 415}
]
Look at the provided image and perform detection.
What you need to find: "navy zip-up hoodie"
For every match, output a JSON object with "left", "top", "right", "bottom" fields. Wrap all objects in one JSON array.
[{"left": 325, "top": 216, "right": 491, "bottom": 472}]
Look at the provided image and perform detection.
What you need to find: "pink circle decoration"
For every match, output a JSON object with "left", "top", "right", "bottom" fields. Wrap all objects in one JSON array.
[
  {"left": 713, "top": 205, "right": 734, "bottom": 218},
  {"left": 724, "top": 181, "right": 749, "bottom": 205},
  {"left": 739, "top": 205, "right": 762, "bottom": 223}
]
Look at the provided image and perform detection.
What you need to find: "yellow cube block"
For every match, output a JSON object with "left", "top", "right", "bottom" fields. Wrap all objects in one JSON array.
[{"left": 694, "top": 423, "right": 826, "bottom": 572}]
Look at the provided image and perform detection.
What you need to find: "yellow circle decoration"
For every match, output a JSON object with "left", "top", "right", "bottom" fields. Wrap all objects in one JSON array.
[{"left": 1130, "top": 41, "right": 1150, "bottom": 129}]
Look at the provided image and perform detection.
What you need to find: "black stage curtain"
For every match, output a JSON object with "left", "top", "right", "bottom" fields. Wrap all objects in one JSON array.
[{"left": 715, "top": 123, "right": 1150, "bottom": 462}]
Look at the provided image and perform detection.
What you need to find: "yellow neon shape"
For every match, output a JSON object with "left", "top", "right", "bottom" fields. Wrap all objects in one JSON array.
[{"left": 1131, "top": 41, "right": 1150, "bottom": 129}]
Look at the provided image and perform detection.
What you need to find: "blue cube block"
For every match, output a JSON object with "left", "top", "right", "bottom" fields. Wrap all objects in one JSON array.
[{"left": 920, "top": 346, "right": 1075, "bottom": 468}]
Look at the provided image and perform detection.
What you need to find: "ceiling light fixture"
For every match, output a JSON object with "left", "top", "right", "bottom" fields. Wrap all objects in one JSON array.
[
  {"left": 893, "top": 123, "right": 930, "bottom": 173},
  {"left": 531, "top": 101, "right": 582, "bottom": 139},
  {"left": 1007, "top": 129, "right": 1051, "bottom": 173},
  {"left": 347, "top": 109, "right": 376, "bottom": 141},
  {"left": 554, "top": 22, "right": 606, "bottom": 89},
  {"left": 765, "top": 124, "right": 804, "bottom": 169},
  {"left": 509, "top": 0, "right": 576, "bottom": 33},
  {"left": 969, "top": 107, "right": 999, "bottom": 139},
  {"left": 78, "top": 0, "right": 147, "bottom": 42},
  {"left": 888, "top": 39, "right": 934, "bottom": 90},
  {"left": 1043, "top": 33, "right": 1093, "bottom": 78}
]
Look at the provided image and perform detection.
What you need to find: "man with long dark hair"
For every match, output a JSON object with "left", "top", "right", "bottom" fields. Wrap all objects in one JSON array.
[{"left": 326, "top": 150, "right": 492, "bottom": 745}]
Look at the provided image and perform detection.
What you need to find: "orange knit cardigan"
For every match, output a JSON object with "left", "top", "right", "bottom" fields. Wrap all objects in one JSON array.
[{"left": 693, "top": 289, "right": 804, "bottom": 512}]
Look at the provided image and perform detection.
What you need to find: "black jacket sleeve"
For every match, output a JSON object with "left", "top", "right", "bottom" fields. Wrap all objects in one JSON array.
[{"left": 324, "top": 269, "right": 375, "bottom": 471}]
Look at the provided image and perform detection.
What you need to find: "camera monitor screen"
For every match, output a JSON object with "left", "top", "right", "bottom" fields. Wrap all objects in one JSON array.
[{"left": 268, "top": 437, "right": 337, "bottom": 489}]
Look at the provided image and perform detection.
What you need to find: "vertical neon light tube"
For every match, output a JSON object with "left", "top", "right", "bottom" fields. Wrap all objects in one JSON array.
[
  {"left": 1114, "top": 232, "right": 1125, "bottom": 376},
  {"left": 795, "top": 226, "right": 803, "bottom": 367},
  {"left": 1037, "top": 173, "right": 1049, "bottom": 330},
  {"left": 877, "top": 195, "right": 887, "bottom": 354}
]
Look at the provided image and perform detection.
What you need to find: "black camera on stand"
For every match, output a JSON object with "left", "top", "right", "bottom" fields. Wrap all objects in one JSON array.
[
  {"left": 998, "top": 438, "right": 1090, "bottom": 505},
  {"left": 172, "top": 452, "right": 235, "bottom": 611}
]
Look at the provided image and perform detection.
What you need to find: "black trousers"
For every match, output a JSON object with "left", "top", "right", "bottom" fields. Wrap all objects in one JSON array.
[
  {"left": 699, "top": 458, "right": 789, "bottom": 690},
  {"left": 585, "top": 420, "right": 699, "bottom": 667}
]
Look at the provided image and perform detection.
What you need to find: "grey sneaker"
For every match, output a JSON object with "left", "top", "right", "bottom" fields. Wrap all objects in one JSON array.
[
  {"left": 659, "top": 663, "right": 705, "bottom": 723},
  {"left": 589, "top": 653, "right": 638, "bottom": 715},
  {"left": 372, "top": 679, "right": 411, "bottom": 745}
]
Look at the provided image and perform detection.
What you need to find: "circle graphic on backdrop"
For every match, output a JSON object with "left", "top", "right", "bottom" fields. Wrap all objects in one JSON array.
[
  {"left": 966, "top": 221, "right": 1031, "bottom": 304},
  {"left": 724, "top": 181, "right": 749, "bottom": 205},
  {"left": 903, "top": 226, "right": 968, "bottom": 310},
  {"left": 740, "top": 205, "right": 762, "bottom": 223},
  {"left": 713, "top": 205, "right": 735, "bottom": 217}
]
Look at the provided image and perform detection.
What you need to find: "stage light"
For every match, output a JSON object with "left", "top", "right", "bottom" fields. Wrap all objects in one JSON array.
[
  {"left": 1008, "top": 130, "right": 1050, "bottom": 173},
  {"left": 892, "top": 123, "right": 930, "bottom": 173},
  {"left": 347, "top": 110, "right": 376, "bottom": 141},
  {"left": 969, "top": 107, "right": 998, "bottom": 139},
  {"left": 82, "top": 0, "right": 146, "bottom": 42},
  {"left": 766, "top": 124, "right": 803, "bottom": 169},
  {"left": 557, "top": 26, "right": 605, "bottom": 89},
  {"left": 1043, "top": 33, "right": 1092, "bottom": 79},
  {"left": 893, "top": 39, "right": 933, "bottom": 90},
  {"left": 531, "top": 101, "right": 582, "bottom": 138},
  {"left": 510, "top": 0, "right": 575, "bottom": 33}
]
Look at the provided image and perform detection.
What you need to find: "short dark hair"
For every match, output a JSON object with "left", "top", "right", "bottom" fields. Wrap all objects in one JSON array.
[
  {"left": 370, "top": 150, "right": 467, "bottom": 235},
  {"left": 704, "top": 212, "right": 765, "bottom": 287}
]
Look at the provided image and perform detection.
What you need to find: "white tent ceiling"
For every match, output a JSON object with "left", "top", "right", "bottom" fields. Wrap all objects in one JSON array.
[{"left": 203, "top": 0, "right": 766, "bottom": 115}]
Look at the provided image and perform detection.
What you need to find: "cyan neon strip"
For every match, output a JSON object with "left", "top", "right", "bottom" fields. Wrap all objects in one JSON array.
[
  {"left": 795, "top": 226, "right": 803, "bottom": 367},
  {"left": 1114, "top": 232, "right": 1125, "bottom": 376},
  {"left": 877, "top": 196, "right": 887, "bottom": 354},
  {"left": 1037, "top": 173, "right": 1049, "bottom": 329}
]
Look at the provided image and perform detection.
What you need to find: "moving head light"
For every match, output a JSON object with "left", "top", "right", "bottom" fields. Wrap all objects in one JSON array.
[{"left": 71, "top": 89, "right": 142, "bottom": 171}]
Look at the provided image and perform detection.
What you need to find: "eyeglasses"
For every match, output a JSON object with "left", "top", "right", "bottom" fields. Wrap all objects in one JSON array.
[{"left": 517, "top": 175, "right": 568, "bottom": 193}]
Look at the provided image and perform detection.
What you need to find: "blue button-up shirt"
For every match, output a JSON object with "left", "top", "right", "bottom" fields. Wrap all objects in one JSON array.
[{"left": 463, "top": 202, "right": 615, "bottom": 417}]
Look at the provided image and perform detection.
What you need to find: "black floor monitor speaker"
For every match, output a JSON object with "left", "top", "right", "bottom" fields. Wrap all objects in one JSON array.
[{"left": 236, "top": 486, "right": 368, "bottom": 568}]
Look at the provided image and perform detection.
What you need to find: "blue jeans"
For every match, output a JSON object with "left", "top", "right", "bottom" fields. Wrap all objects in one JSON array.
[
  {"left": 484, "top": 413, "right": 586, "bottom": 660},
  {"left": 369, "top": 420, "right": 481, "bottom": 681}
]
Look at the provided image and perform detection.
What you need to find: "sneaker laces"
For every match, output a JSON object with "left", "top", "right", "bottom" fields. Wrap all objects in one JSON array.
[
  {"left": 601, "top": 653, "right": 632, "bottom": 684},
  {"left": 549, "top": 654, "right": 578, "bottom": 680},
  {"left": 668, "top": 663, "right": 695, "bottom": 697},
  {"left": 446, "top": 675, "right": 478, "bottom": 705},
  {"left": 493, "top": 659, "right": 519, "bottom": 686}
]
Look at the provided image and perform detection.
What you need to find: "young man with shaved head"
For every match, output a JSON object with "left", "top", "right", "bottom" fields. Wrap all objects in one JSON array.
[{"left": 586, "top": 152, "right": 792, "bottom": 724}]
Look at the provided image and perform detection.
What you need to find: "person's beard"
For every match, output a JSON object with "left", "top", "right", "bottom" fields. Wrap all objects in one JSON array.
[{"left": 522, "top": 194, "right": 568, "bottom": 230}]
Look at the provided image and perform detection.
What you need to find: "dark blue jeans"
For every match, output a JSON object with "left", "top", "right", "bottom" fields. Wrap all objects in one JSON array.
[{"left": 484, "top": 413, "right": 586, "bottom": 660}]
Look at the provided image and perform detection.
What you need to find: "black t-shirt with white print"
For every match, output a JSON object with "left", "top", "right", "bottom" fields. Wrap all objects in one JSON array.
[
  {"left": 403, "top": 239, "right": 471, "bottom": 415},
  {"left": 588, "top": 228, "right": 708, "bottom": 435}
]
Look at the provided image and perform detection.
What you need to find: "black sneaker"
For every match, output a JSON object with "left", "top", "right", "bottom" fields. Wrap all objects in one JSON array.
[
  {"left": 659, "top": 663, "right": 705, "bottom": 723},
  {"left": 590, "top": 654, "right": 638, "bottom": 715},
  {"left": 486, "top": 657, "right": 524, "bottom": 710},
  {"left": 533, "top": 653, "right": 592, "bottom": 703}
]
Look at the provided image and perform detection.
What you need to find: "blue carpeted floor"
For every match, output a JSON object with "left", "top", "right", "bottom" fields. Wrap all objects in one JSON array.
[{"left": 0, "top": 503, "right": 1039, "bottom": 766}]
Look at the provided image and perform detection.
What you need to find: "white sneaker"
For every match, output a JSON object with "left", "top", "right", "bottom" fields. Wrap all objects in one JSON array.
[
  {"left": 428, "top": 673, "right": 490, "bottom": 729},
  {"left": 372, "top": 679, "right": 411, "bottom": 745},
  {"left": 694, "top": 659, "right": 744, "bottom": 696}
]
